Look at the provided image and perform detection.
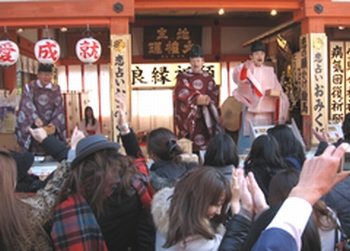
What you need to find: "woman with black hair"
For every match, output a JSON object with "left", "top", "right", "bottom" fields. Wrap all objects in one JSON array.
[
  {"left": 147, "top": 127, "right": 198, "bottom": 191},
  {"left": 244, "top": 134, "right": 288, "bottom": 202},
  {"left": 204, "top": 133, "right": 239, "bottom": 181},
  {"left": 267, "top": 124, "right": 306, "bottom": 170},
  {"left": 79, "top": 106, "right": 100, "bottom": 135}
]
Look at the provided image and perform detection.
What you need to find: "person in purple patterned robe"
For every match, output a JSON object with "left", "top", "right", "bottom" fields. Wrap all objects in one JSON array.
[
  {"left": 15, "top": 64, "right": 66, "bottom": 154},
  {"left": 174, "top": 45, "right": 223, "bottom": 153}
]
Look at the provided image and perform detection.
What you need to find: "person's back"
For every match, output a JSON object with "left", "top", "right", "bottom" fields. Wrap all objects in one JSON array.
[
  {"left": 244, "top": 134, "right": 287, "bottom": 201},
  {"left": 323, "top": 175, "right": 350, "bottom": 237},
  {"left": 147, "top": 127, "right": 198, "bottom": 191},
  {"left": 267, "top": 124, "right": 305, "bottom": 170},
  {"left": 204, "top": 133, "right": 239, "bottom": 181},
  {"left": 98, "top": 185, "right": 143, "bottom": 250}
]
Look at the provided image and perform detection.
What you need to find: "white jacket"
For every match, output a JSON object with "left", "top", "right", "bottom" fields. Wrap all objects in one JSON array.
[{"left": 151, "top": 187, "right": 223, "bottom": 251}]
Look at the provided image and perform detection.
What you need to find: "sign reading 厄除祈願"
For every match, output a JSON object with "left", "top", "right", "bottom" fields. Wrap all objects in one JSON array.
[{"left": 143, "top": 26, "right": 202, "bottom": 59}]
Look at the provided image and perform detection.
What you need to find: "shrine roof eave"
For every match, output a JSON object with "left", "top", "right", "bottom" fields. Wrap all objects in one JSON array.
[
  {"left": 0, "top": 0, "right": 134, "bottom": 27},
  {"left": 134, "top": 0, "right": 303, "bottom": 12}
]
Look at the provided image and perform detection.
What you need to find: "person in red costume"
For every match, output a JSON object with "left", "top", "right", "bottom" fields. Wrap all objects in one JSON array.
[
  {"left": 232, "top": 40, "right": 289, "bottom": 149},
  {"left": 174, "top": 45, "right": 223, "bottom": 153}
]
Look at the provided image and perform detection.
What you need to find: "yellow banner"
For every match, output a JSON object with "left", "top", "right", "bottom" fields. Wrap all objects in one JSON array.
[
  {"left": 329, "top": 41, "right": 345, "bottom": 123},
  {"left": 110, "top": 34, "right": 131, "bottom": 142},
  {"left": 310, "top": 33, "right": 328, "bottom": 144}
]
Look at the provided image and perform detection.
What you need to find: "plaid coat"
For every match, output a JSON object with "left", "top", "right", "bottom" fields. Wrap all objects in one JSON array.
[
  {"left": 51, "top": 194, "right": 108, "bottom": 251},
  {"left": 51, "top": 130, "right": 154, "bottom": 251}
]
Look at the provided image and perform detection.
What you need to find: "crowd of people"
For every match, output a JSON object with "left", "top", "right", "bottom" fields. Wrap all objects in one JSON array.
[
  {"left": 4, "top": 45, "right": 350, "bottom": 251},
  {"left": 3, "top": 88, "right": 350, "bottom": 250}
]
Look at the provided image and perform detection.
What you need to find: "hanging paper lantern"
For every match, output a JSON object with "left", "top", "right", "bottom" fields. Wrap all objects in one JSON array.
[
  {"left": 34, "top": 38, "right": 60, "bottom": 64},
  {"left": 0, "top": 40, "right": 19, "bottom": 67},
  {"left": 75, "top": 37, "right": 102, "bottom": 64}
]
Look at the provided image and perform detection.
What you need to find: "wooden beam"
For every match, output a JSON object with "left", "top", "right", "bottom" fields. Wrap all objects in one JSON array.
[
  {"left": 110, "top": 18, "right": 129, "bottom": 34},
  {"left": 302, "top": 0, "right": 350, "bottom": 18},
  {"left": 323, "top": 17, "right": 350, "bottom": 27},
  {"left": 132, "top": 16, "right": 284, "bottom": 27},
  {"left": 0, "top": 0, "right": 134, "bottom": 21},
  {"left": 301, "top": 17, "right": 325, "bottom": 34},
  {"left": 131, "top": 54, "right": 247, "bottom": 64},
  {"left": 135, "top": 0, "right": 302, "bottom": 12},
  {"left": 0, "top": 18, "right": 111, "bottom": 28},
  {"left": 212, "top": 24, "right": 221, "bottom": 56},
  {"left": 242, "top": 20, "right": 296, "bottom": 47}
]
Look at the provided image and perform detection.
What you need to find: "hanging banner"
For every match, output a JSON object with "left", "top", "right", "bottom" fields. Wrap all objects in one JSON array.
[
  {"left": 310, "top": 33, "right": 328, "bottom": 144},
  {"left": 291, "top": 51, "right": 301, "bottom": 109},
  {"left": 299, "top": 34, "right": 310, "bottom": 116},
  {"left": 110, "top": 34, "right": 131, "bottom": 142},
  {"left": 131, "top": 63, "right": 221, "bottom": 89},
  {"left": 345, "top": 42, "right": 350, "bottom": 115},
  {"left": 329, "top": 41, "right": 345, "bottom": 123}
]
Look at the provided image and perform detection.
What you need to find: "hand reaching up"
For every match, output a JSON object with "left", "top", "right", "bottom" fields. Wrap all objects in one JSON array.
[
  {"left": 312, "top": 127, "right": 328, "bottom": 143},
  {"left": 70, "top": 126, "right": 85, "bottom": 150},
  {"left": 230, "top": 168, "right": 241, "bottom": 215},
  {"left": 290, "top": 143, "right": 350, "bottom": 206},
  {"left": 246, "top": 172, "right": 269, "bottom": 215},
  {"left": 115, "top": 92, "right": 129, "bottom": 133}
]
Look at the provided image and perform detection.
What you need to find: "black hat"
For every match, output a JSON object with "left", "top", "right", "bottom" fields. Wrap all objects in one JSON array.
[
  {"left": 189, "top": 44, "right": 203, "bottom": 58},
  {"left": 250, "top": 40, "right": 265, "bottom": 54},
  {"left": 38, "top": 63, "right": 53, "bottom": 73},
  {"left": 72, "top": 134, "right": 121, "bottom": 167}
]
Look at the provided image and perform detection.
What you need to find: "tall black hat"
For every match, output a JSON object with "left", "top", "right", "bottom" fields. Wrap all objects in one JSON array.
[
  {"left": 189, "top": 44, "right": 204, "bottom": 58},
  {"left": 250, "top": 40, "right": 265, "bottom": 54},
  {"left": 38, "top": 63, "right": 53, "bottom": 73}
]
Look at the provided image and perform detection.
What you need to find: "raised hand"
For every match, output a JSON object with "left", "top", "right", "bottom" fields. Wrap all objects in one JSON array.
[
  {"left": 70, "top": 126, "right": 85, "bottom": 150},
  {"left": 290, "top": 143, "right": 350, "bottom": 205}
]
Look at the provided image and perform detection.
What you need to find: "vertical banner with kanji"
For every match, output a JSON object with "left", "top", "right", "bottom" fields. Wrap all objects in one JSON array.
[
  {"left": 329, "top": 41, "right": 345, "bottom": 123},
  {"left": 110, "top": 34, "right": 131, "bottom": 142},
  {"left": 299, "top": 34, "right": 310, "bottom": 116},
  {"left": 345, "top": 42, "right": 350, "bottom": 115},
  {"left": 310, "top": 33, "right": 328, "bottom": 145}
]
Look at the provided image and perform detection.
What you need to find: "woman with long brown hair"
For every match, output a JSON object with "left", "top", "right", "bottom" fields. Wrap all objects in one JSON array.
[
  {"left": 0, "top": 125, "right": 80, "bottom": 251},
  {"left": 51, "top": 93, "right": 155, "bottom": 251},
  {"left": 151, "top": 166, "right": 268, "bottom": 250},
  {"left": 0, "top": 149, "right": 46, "bottom": 250}
]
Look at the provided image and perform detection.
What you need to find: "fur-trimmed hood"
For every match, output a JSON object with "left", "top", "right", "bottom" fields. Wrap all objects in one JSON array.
[{"left": 151, "top": 187, "right": 174, "bottom": 236}]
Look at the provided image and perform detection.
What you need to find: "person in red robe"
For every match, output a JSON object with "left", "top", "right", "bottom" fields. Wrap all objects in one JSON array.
[
  {"left": 15, "top": 63, "right": 66, "bottom": 155},
  {"left": 174, "top": 45, "right": 223, "bottom": 153}
]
